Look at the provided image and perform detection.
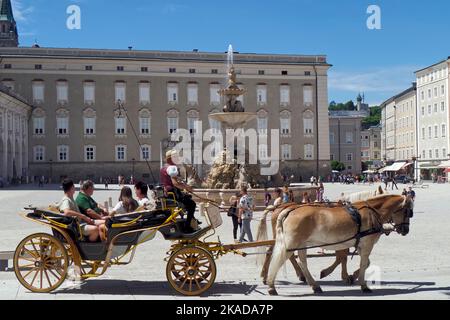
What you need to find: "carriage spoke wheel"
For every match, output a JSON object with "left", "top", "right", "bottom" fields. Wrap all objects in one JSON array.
[
  {"left": 166, "top": 246, "right": 216, "bottom": 296},
  {"left": 14, "top": 233, "right": 69, "bottom": 293}
]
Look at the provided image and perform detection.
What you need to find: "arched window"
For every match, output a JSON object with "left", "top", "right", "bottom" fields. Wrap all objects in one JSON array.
[
  {"left": 167, "top": 109, "right": 179, "bottom": 135},
  {"left": 139, "top": 108, "right": 151, "bottom": 136},
  {"left": 32, "top": 108, "right": 46, "bottom": 136},
  {"left": 280, "top": 110, "right": 291, "bottom": 136},
  {"left": 303, "top": 109, "right": 314, "bottom": 136},
  {"left": 187, "top": 109, "right": 200, "bottom": 134},
  {"left": 56, "top": 108, "right": 69, "bottom": 136},
  {"left": 83, "top": 108, "right": 96, "bottom": 136},
  {"left": 114, "top": 109, "right": 126, "bottom": 136},
  {"left": 257, "top": 109, "right": 268, "bottom": 136}
]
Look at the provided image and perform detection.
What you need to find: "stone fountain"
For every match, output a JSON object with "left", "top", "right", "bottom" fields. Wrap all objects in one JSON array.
[
  {"left": 185, "top": 45, "right": 318, "bottom": 206},
  {"left": 205, "top": 45, "right": 266, "bottom": 190}
]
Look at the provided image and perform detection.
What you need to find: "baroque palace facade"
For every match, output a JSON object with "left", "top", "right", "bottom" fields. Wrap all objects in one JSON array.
[
  {"left": 0, "top": 47, "right": 332, "bottom": 183},
  {"left": 0, "top": 2, "right": 331, "bottom": 184}
]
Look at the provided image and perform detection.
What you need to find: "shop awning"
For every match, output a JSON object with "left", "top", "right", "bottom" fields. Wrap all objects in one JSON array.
[
  {"left": 438, "top": 161, "right": 450, "bottom": 168},
  {"left": 384, "top": 162, "right": 408, "bottom": 172}
]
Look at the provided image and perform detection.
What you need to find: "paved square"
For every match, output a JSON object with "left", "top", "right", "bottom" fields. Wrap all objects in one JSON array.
[{"left": 0, "top": 183, "right": 449, "bottom": 300}]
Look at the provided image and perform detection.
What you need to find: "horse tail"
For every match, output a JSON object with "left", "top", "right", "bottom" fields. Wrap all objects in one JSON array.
[
  {"left": 256, "top": 205, "right": 275, "bottom": 242},
  {"left": 267, "top": 208, "right": 293, "bottom": 285}
]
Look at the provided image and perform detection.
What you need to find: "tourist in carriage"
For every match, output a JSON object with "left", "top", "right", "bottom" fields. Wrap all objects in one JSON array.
[
  {"left": 110, "top": 186, "right": 139, "bottom": 216},
  {"left": 76, "top": 180, "right": 109, "bottom": 219},
  {"left": 57, "top": 179, "right": 101, "bottom": 242},
  {"left": 161, "top": 150, "right": 198, "bottom": 234},
  {"left": 134, "top": 181, "right": 156, "bottom": 210}
]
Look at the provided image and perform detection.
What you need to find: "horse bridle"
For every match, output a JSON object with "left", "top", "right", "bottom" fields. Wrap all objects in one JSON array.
[{"left": 359, "top": 197, "right": 412, "bottom": 233}]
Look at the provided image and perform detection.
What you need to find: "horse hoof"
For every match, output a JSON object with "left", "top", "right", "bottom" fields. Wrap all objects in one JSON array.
[
  {"left": 345, "top": 275, "right": 355, "bottom": 285},
  {"left": 300, "top": 276, "right": 307, "bottom": 283},
  {"left": 361, "top": 287, "right": 372, "bottom": 294},
  {"left": 320, "top": 271, "right": 326, "bottom": 279},
  {"left": 262, "top": 279, "right": 267, "bottom": 285},
  {"left": 268, "top": 288, "right": 278, "bottom": 296},
  {"left": 313, "top": 286, "right": 323, "bottom": 294}
]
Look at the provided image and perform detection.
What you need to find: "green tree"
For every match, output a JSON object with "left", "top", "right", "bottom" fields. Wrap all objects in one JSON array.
[
  {"left": 362, "top": 106, "right": 381, "bottom": 129},
  {"left": 331, "top": 160, "right": 346, "bottom": 172}
]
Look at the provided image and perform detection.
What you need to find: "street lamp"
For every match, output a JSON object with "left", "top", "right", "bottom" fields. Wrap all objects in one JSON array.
[{"left": 49, "top": 159, "right": 53, "bottom": 184}]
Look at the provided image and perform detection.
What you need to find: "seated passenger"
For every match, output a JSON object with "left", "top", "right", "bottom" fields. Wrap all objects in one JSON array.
[
  {"left": 76, "top": 180, "right": 109, "bottom": 221},
  {"left": 134, "top": 181, "right": 156, "bottom": 210},
  {"left": 57, "top": 179, "right": 100, "bottom": 242},
  {"left": 110, "top": 186, "right": 139, "bottom": 216}
]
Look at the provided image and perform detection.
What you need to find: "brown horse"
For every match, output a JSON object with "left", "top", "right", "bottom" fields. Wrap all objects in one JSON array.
[
  {"left": 266, "top": 194, "right": 413, "bottom": 295},
  {"left": 257, "top": 186, "right": 385, "bottom": 284}
]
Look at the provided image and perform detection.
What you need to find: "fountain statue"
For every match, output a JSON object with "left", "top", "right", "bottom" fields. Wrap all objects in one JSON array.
[{"left": 204, "top": 45, "right": 266, "bottom": 189}]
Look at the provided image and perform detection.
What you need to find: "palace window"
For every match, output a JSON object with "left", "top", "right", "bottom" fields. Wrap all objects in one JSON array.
[
  {"left": 139, "top": 82, "right": 150, "bottom": 105},
  {"left": 187, "top": 110, "right": 200, "bottom": 135},
  {"left": 33, "top": 117, "right": 45, "bottom": 135},
  {"left": 210, "top": 83, "right": 221, "bottom": 105},
  {"left": 167, "top": 110, "right": 179, "bottom": 135},
  {"left": 345, "top": 132, "right": 353, "bottom": 144},
  {"left": 32, "top": 81, "right": 44, "bottom": 103},
  {"left": 303, "top": 85, "right": 313, "bottom": 106},
  {"left": 442, "top": 124, "right": 447, "bottom": 137},
  {"left": 304, "top": 144, "right": 314, "bottom": 160},
  {"left": 187, "top": 83, "right": 198, "bottom": 105},
  {"left": 115, "top": 116, "right": 126, "bottom": 135},
  {"left": 257, "top": 85, "right": 267, "bottom": 105},
  {"left": 56, "top": 80, "right": 68, "bottom": 104},
  {"left": 115, "top": 82, "right": 126, "bottom": 103},
  {"left": 346, "top": 153, "right": 353, "bottom": 161},
  {"left": 83, "top": 108, "right": 96, "bottom": 136},
  {"left": 84, "top": 146, "right": 96, "bottom": 162},
  {"left": 257, "top": 113, "right": 268, "bottom": 136},
  {"left": 141, "top": 145, "right": 151, "bottom": 161},
  {"left": 56, "top": 117, "right": 69, "bottom": 135},
  {"left": 139, "top": 109, "right": 151, "bottom": 136},
  {"left": 209, "top": 118, "right": 221, "bottom": 135},
  {"left": 280, "top": 85, "right": 290, "bottom": 106},
  {"left": 83, "top": 81, "right": 95, "bottom": 104},
  {"left": 57, "top": 145, "right": 69, "bottom": 162},
  {"left": 280, "top": 111, "right": 291, "bottom": 136},
  {"left": 303, "top": 110, "right": 314, "bottom": 135},
  {"left": 281, "top": 144, "right": 292, "bottom": 160},
  {"left": 116, "top": 145, "right": 127, "bottom": 161},
  {"left": 167, "top": 83, "right": 178, "bottom": 103},
  {"left": 33, "top": 146, "right": 45, "bottom": 162}
]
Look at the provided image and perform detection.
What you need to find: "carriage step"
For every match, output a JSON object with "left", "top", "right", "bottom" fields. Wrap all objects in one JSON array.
[{"left": 0, "top": 251, "right": 14, "bottom": 272}]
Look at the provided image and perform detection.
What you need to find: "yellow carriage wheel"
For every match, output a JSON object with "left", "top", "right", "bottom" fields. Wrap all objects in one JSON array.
[
  {"left": 14, "top": 233, "right": 69, "bottom": 293},
  {"left": 166, "top": 246, "right": 216, "bottom": 296}
]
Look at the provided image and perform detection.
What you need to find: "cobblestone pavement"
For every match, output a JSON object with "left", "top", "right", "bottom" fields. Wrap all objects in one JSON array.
[{"left": 0, "top": 183, "right": 449, "bottom": 300}]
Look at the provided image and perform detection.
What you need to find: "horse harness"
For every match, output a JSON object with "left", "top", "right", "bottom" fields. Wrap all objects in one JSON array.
[{"left": 285, "top": 201, "right": 386, "bottom": 255}]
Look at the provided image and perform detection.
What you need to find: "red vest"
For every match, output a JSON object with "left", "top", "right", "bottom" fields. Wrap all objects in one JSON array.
[{"left": 160, "top": 164, "right": 175, "bottom": 192}]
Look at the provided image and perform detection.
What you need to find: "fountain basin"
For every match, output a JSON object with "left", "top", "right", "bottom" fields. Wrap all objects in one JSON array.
[
  {"left": 193, "top": 186, "right": 318, "bottom": 209},
  {"left": 209, "top": 112, "right": 257, "bottom": 129}
]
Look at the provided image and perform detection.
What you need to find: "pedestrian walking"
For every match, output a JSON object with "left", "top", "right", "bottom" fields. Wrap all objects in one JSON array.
[
  {"left": 391, "top": 176, "right": 399, "bottom": 190},
  {"left": 228, "top": 192, "right": 242, "bottom": 243},
  {"left": 238, "top": 186, "right": 254, "bottom": 243}
]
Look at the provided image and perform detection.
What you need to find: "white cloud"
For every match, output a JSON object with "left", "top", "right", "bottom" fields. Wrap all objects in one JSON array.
[
  {"left": 329, "top": 65, "right": 419, "bottom": 91},
  {"left": 11, "top": 0, "right": 34, "bottom": 22}
]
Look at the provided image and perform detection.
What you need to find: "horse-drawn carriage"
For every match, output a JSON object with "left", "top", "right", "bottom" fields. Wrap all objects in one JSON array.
[
  {"left": 13, "top": 186, "right": 414, "bottom": 296},
  {"left": 13, "top": 191, "right": 272, "bottom": 296}
]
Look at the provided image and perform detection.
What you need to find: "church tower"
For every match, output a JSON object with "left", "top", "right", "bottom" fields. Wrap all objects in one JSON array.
[{"left": 0, "top": 0, "right": 19, "bottom": 47}]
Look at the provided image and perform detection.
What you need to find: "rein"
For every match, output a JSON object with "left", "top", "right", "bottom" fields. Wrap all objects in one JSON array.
[{"left": 285, "top": 201, "right": 388, "bottom": 254}]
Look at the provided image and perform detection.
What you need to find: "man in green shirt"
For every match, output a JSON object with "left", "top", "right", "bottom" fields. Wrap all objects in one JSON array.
[{"left": 76, "top": 180, "right": 108, "bottom": 220}]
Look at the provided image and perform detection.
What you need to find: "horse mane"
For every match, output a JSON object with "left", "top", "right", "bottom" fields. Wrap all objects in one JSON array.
[{"left": 352, "top": 194, "right": 403, "bottom": 206}]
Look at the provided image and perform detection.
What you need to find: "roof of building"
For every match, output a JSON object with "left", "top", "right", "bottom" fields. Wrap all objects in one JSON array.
[
  {"left": 380, "top": 82, "right": 417, "bottom": 108},
  {"left": 414, "top": 57, "right": 450, "bottom": 74},
  {"left": 0, "top": 83, "right": 30, "bottom": 105},
  {"left": 0, "top": 46, "right": 331, "bottom": 66},
  {"left": 0, "top": 0, "right": 14, "bottom": 22},
  {"left": 329, "top": 110, "right": 367, "bottom": 119}
]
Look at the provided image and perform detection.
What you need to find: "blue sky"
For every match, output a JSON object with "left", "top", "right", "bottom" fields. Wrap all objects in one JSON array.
[{"left": 11, "top": 0, "right": 450, "bottom": 105}]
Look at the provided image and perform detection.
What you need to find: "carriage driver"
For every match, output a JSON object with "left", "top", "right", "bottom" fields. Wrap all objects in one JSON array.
[{"left": 160, "top": 150, "right": 198, "bottom": 234}]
